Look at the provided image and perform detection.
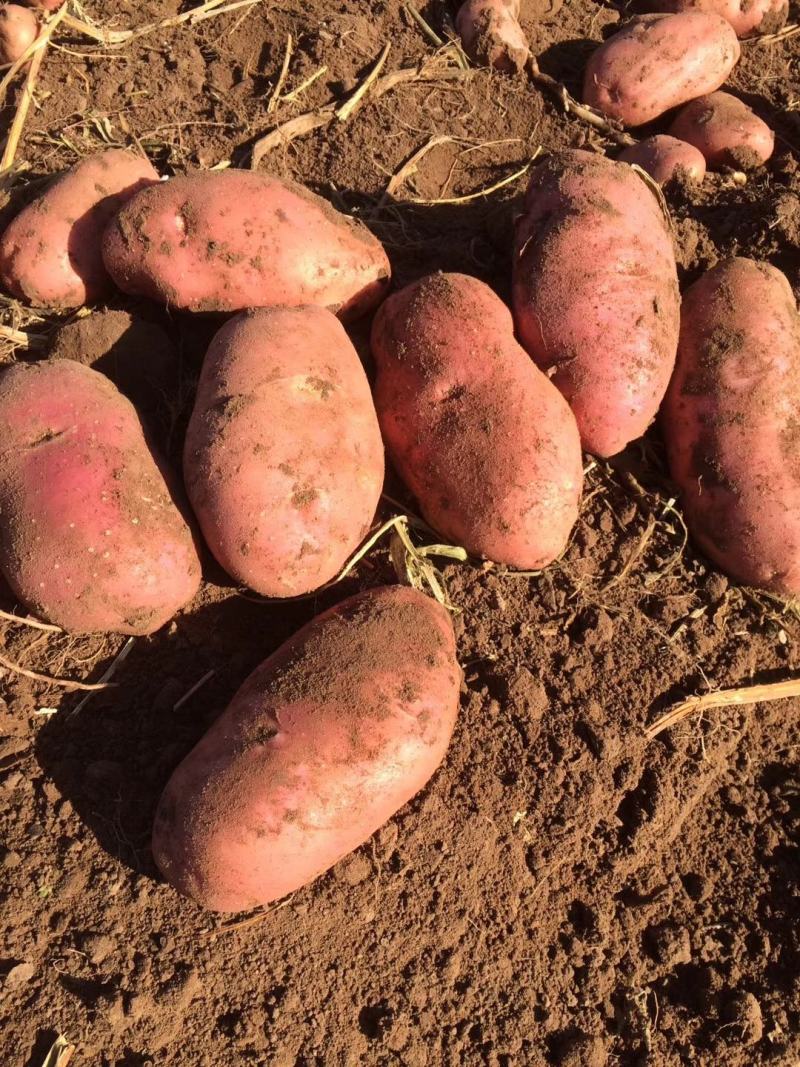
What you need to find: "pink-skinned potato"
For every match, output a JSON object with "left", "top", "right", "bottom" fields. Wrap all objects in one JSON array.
[
  {"left": 645, "top": 0, "right": 787, "bottom": 37},
  {"left": 455, "top": 0, "right": 530, "bottom": 73},
  {"left": 583, "top": 12, "right": 740, "bottom": 126},
  {"left": 151, "top": 585, "right": 461, "bottom": 911},
  {"left": 371, "top": 272, "right": 583, "bottom": 569},
  {"left": 0, "top": 5, "right": 38, "bottom": 65},
  {"left": 0, "top": 149, "right": 158, "bottom": 308},
  {"left": 0, "top": 360, "right": 201, "bottom": 634},
  {"left": 668, "top": 91, "right": 774, "bottom": 169},
  {"left": 618, "top": 135, "right": 707, "bottom": 184},
  {"left": 102, "top": 170, "right": 391, "bottom": 318},
  {"left": 662, "top": 258, "right": 800, "bottom": 596},
  {"left": 183, "top": 306, "right": 384, "bottom": 597},
  {"left": 512, "top": 150, "right": 680, "bottom": 457}
]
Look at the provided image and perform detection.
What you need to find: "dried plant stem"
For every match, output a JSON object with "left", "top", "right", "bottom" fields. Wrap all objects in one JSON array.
[
  {"left": 267, "top": 33, "right": 293, "bottom": 114},
  {"left": 40, "top": 1035, "right": 76, "bottom": 1067},
  {"left": 0, "top": 324, "right": 47, "bottom": 349},
  {"left": 646, "top": 676, "right": 800, "bottom": 739},
  {"left": 62, "top": 0, "right": 262, "bottom": 47},
  {"left": 337, "top": 42, "right": 391, "bottom": 122},
  {"left": 405, "top": 2, "right": 445, "bottom": 47},
  {"left": 752, "top": 22, "right": 800, "bottom": 44},
  {"left": 69, "top": 637, "right": 135, "bottom": 714},
  {"left": 173, "top": 668, "right": 215, "bottom": 711},
  {"left": 0, "top": 650, "right": 116, "bottom": 691},
  {"left": 1, "top": 35, "right": 47, "bottom": 173},
  {"left": 411, "top": 152, "right": 540, "bottom": 204},
  {"left": 0, "top": 608, "right": 61, "bottom": 632},
  {"left": 525, "top": 57, "right": 635, "bottom": 148},
  {"left": 380, "top": 133, "right": 453, "bottom": 204},
  {"left": 281, "top": 64, "right": 327, "bottom": 104}
]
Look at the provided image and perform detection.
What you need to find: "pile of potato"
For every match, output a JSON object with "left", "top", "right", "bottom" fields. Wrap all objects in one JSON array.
[{"left": 0, "top": 32, "right": 796, "bottom": 910}]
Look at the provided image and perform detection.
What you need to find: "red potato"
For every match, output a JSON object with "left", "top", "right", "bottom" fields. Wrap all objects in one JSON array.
[
  {"left": 371, "top": 273, "right": 583, "bottom": 569},
  {"left": 0, "top": 149, "right": 158, "bottom": 309},
  {"left": 0, "top": 4, "right": 37, "bottom": 64},
  {"left": 152, "top": 585, "right": 461, "bottom": 911},
  {"left": 662, "top": 258, "right": 800, "bottom": 595},
  {"left": 618, "top": 135, "right": 707, "bottom": 184},
  {"left": 583, "top": 12, "right": 740, "bottom": 126},
  {"left": 455, "top": 0, "right": 530, "bottom": 73},
  {"left": 648, "top": 0, "right": 788, "bottom": 37},
  {"left": 183, "top": 306, "right": 385, "bottom": 598},
  {"left": 512, "top": 150, "right": 680, "bottom": 457},
  {"left": 0, "top": 360, "right": 201, "bottom": 634},
  {"left": 668, "top": 91, "right": 774, "bottom": 169},
  {"left": 102, "top": 170, "right": 391, "bottom": 318}
]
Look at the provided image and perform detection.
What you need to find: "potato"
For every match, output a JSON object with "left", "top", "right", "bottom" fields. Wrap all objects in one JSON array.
[
  {"left": 152, "top": 585, "right": 461, "bottom": 911},
  {"left": 0, "top": 4, "right": 37, "bottom": 64},
  {"left": 102, "top": 170, "right": 391, "bottom": 318},
  {"left": 618, "top": 135, "right": 707, "bottom": 184},
  {"left": 668, "top": 91, "right": 774, "bottom": 169},
  {"left": 371, "top": 272, "right": 582, "bottom": 569},
  {"left": 512, "top": 150, "right": 680, "bottom": 457},
  {"left": 649, "top": 0, "right": 788, "bottom": 37},
  {"left": 455, "top": 0, "right": 529, "bottom": 73},
  {"left": 583, "top": 13, "right": 740, "bottom": 126},
  {"left": 0, "top": 150, "right": 158, "bottom": 309},
  {"left": 0, "top": 360, "right": 201, "bottom": 634},
  {"left": 662, "top": 258, "right": 800, "bottom": 596},
  {"left": 184, "top": 306, "right": 384, "bottom": 598}
]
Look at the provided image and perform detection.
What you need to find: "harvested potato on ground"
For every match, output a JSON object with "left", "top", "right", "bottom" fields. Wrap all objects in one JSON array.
[
  {"left": 512, "top": 150, "right": 680, "bottom": 457},
  {"left": 152, "top": 585, "right": 461, "bottom": 911},
  {"left": 662, "top": 258, "right": 800, "bottom": 596},
  {"left": 0, "top": 149, "right": 158, "bottom": 309},
  {"left": 648, "top": 0, "right": 787, "bottom": 37},
  {"left": 103, "top": 170, "right": 390, "bottom": 318},
  {"left": 0, "top": 4, "right": 37, "bottom": 64},
  {"left": 455, "top": 0, "right": 530, "bottom": 73},
  {"left": 668, "top": 91, "right": 774, "bottom": 169},
  {"left": 371, "top": 272, "right": 582, "bottom": 569},
  {"left": 184, "top": 306, "right": 384, "bottom": 597},
  {"left": 619, "top": 135, "right": 707, "bottom": 184},
  {"left": 583, "top": 12, "right": 740, "bottom": 126},
  {"left": 0, "top": 360, "right": 201, "bottom": 633}
]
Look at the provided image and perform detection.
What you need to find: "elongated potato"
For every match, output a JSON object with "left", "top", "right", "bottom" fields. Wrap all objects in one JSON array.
[
  {"left": 619, "top": 135, "right": 707, "bottom": 184},
  {"left": 152, "top": 585, "right": 461, "bottom": 911},
  {"left": 662, "top": 258, "right": 800, "bottom": 595},
  {"left": 512, "top": 150, "right": 680, "bottom": 457},
  {"left": 583, "top": 12, "right": 740, "bottom": 126},
  {"left": 102, "top": 170, "right": 390, "bottom": 318},
  {"left": 184, "top": 306, "right": 384, "bottom": 597},
  {"left": 650, "top": 0, "right": 788, "bottom": 37},
  {"left": 455, "top": 0, "right": 530, "bottom": 73},
  {"left": 371, "top": 272, "right": 583, "bottom": 569},
  {"left": 0, "top": 149, "right": 158, "bottom": 308},
  {"left": 0, "top": 360, "right": 201, "bottom": 633},
  {"left": 668, "top": 91, "right": 774, "bottom": 169}
]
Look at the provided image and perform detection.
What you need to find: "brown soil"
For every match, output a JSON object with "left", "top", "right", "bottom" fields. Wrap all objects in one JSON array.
[{"left": 0, "top": 0, "right": 799, "bottom": 1065}]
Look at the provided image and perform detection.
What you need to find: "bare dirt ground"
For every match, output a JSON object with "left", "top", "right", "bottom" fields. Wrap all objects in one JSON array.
[{"left": 0, "top": 0, "right": 798, "bottom": 1064}]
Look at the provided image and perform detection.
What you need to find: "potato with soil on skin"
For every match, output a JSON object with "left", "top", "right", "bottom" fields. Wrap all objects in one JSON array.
[
  {"left": 644, "top": 0, "right": 788, "bottom": 38},
  {"left": 0, "top": 149, "right": 158, "bottom": 309},
  {"left": 618, "top": 135, "right": 707, "bottom": 185},
  {"left": 0, "top": 360, "right": 201, "bottom": 634},
  {"left": 0, "top": 4, "right": 37, "bottom": 65},
  {"left": 583, "top": 12, "right": 740, "bottom": 126},
  {"left": 371, "top": 272, "right": 583, "bottom": 569},
  {"left": 184, "top": 305, "right": 384, "bottom": 598},
  {"left": 152, "top": 584, "right": 461, "bottom": 912},
  {"left": 455, "top": 0, "right": 530, "bottom": 73},
  {"left": 662, "top": 258, "right": 800, "bottom": 596},
  {"left": 512, "top": 150, "right": 680, "bottom": 457},
  {"left": 102, "top": 170, "right": 391, "bottom": 318},
  {"left": 668, "top": 91, "right": 774, "bottom": 169}
]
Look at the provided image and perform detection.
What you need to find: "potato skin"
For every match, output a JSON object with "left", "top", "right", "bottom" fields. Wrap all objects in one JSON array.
[
  {"left": 650, "top": 0, "right": 788, "bottom": 37},
  {"left": 618, "top": 135, "right": 707, "bottom": 184},
  {"left": 184, "top": 306, "right": 384, "bottom": 597},
  {"left": 662, "top": 258, "right": 800, "bottom": 595},
  {"left": 0, "top": 5, "right": 38, "bottom": 65},
  {"left": 512, "top": 150, "right": 680, "bottom": 457},
  {"left": 102, "top": 170, "right": 391, "bottom": 318},
  {"left": 371, "top": 272, "right": 582, "bottom": 569},
  {"left": 455, "top": 0, "right": 529, "bottom": 73},
  {"left": 0, "top": 360, "right": 201, "bottom": 634},
  {"left": 583, "top": 13, "right": 740, "bottom": 126},
  {"left": 668, "top": 92, "right": 774, "bottom": 169},
  {"left": 151, "top": 585, "right": 461, "bottom": 912},
  {"left": 0, "top": 149, "right": 158, "bottom": 309}
]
